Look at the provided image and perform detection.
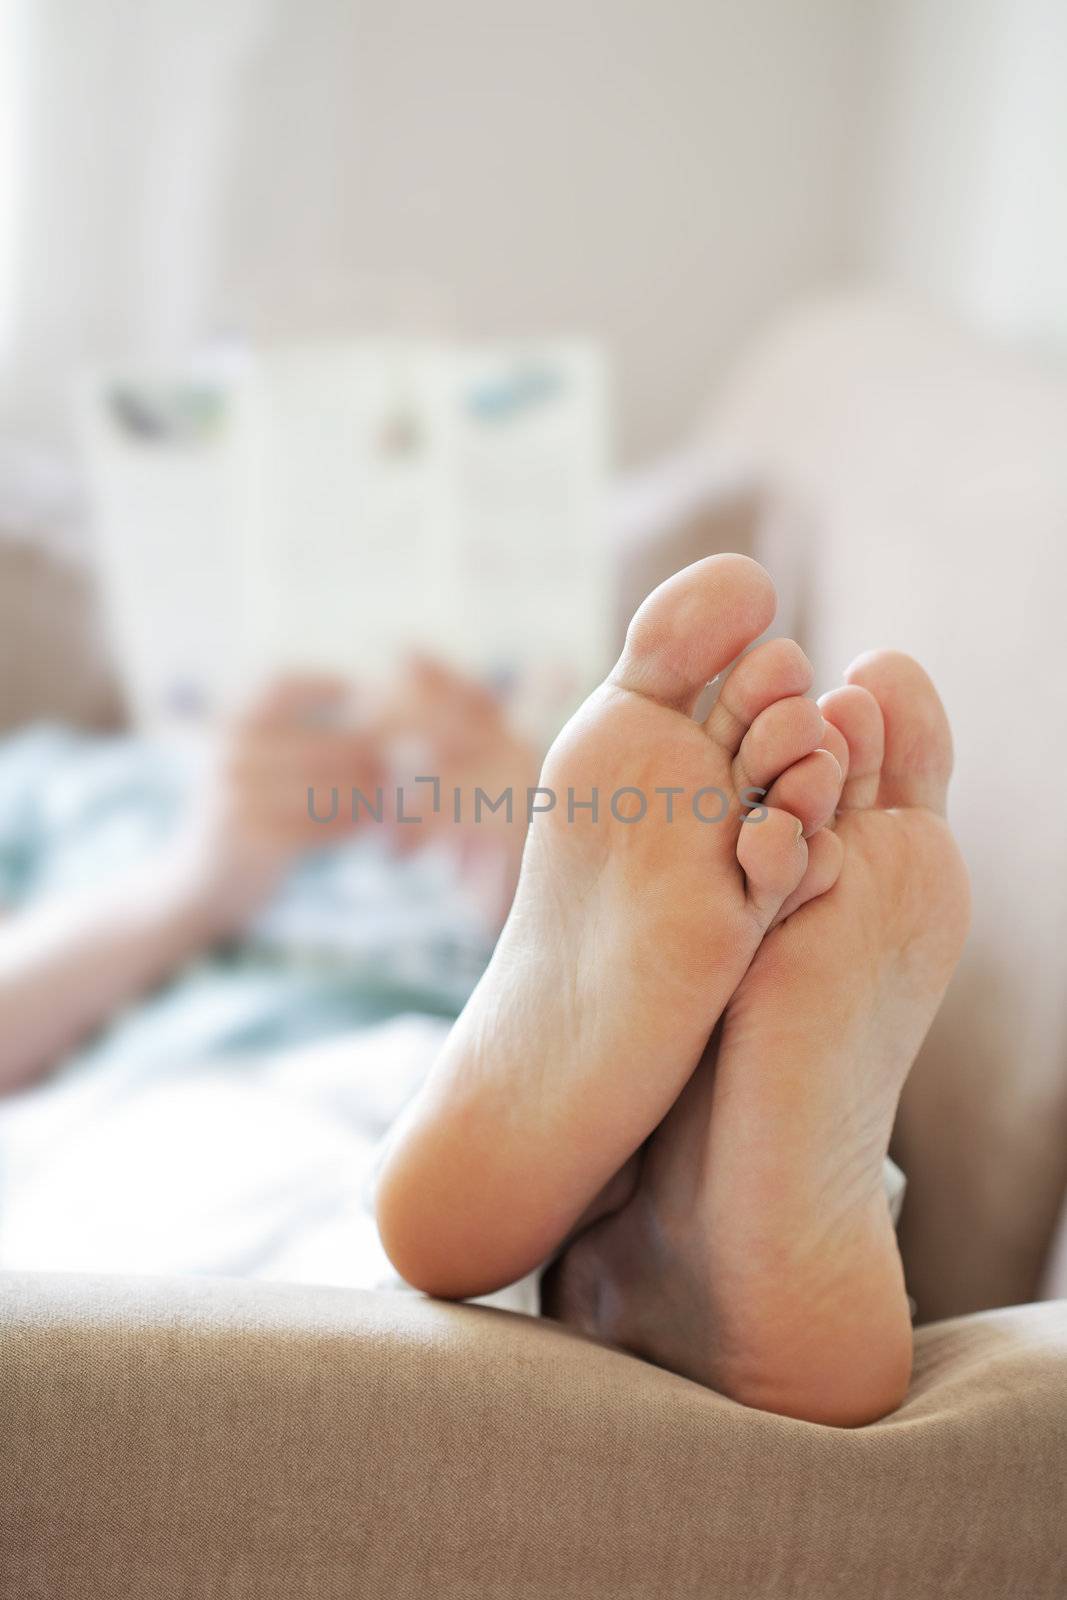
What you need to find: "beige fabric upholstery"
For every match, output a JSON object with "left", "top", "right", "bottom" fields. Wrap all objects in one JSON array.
[
  {"left": 3, "top": 1271, "right": 1066, "bottom": 1600},
  {"left": 0, "top": 540, "right": 121, "bottom": 733},
  {"left": 5, "top": 296, "right": 1067, "bottom": 1594},
  {"left": 702, "top": 292, "right": 1067, "bottom": 1320}
]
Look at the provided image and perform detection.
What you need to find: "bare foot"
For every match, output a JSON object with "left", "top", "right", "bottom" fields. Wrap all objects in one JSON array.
[
  {"left": 376, "top": 556, "right": 844, "bottom": 1297},
  {"left": 547, "top": 651, "right": 970, "bottom": 1426}
]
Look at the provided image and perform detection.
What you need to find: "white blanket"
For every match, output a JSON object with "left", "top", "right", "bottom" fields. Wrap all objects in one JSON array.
[{"left": 0, "top": 1013, "right": 539, "bottom": 1314}]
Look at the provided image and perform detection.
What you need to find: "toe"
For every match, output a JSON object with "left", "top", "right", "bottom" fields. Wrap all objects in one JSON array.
[
  {"left": 704, "top": 637, "right": 814, "bottom": 753},
  {"left": 762, "top": 748, "right": 843, "bottom": 837},
  {"left": 733, "top": 696, "right": 825, "bottom": 793},
  {"left": 737, "top": 806, "right": 808, "bottom": 921},
  {"left": 819, "top": 684, "right": 884, "bottom": 810},
  {"left": 611, "top": 554, "right": 777, "bottom": 715},
  {"left": 770, "top": 826, "right": 844, "bottom": 924},
  {"left": 844, "top": 651, "right": 953, "bottom": 814},
  {"left": 817, "top": 720, "right": 850, "bottom": 785}
]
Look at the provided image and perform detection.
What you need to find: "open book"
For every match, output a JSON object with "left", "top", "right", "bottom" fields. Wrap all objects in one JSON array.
[{"left": 80, "top": 341, "right": 611, "bottom": 745}]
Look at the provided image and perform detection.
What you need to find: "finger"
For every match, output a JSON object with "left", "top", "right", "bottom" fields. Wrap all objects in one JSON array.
[
  {"left": 244, "top": 674, "right": 355, "bottom": 730},
  {"left": 231, "top": 726, "right": 383, "bottom": 779}
]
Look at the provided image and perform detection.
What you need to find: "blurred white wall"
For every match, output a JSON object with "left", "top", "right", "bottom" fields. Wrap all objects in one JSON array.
[
  {"left": 860, "top": 0, "right": 1067, "bottom": 350},
  {"left": 0, "top": 0, "right": 876, "bottom": 464},
  {"left": 0, "top": 1, "right": 24, "bottom": 368},
  {"left": 0, "top": 0, "right": 1064, "bottom": 474}
]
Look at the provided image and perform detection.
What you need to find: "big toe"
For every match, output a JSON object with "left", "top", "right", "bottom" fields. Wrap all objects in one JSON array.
[
  {"left": 611, "top": 554, "right": 777, "bottom": 715},
  {"left": 844, "top": 650, "right": 953, "bottom": 813}
]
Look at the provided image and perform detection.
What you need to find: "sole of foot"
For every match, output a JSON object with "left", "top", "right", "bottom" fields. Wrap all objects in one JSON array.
[
  {"left": 376, "top": 555, "right": 845, "bottom": 1297},
  {"left": 545, "top": 650, "right": 971, "bottom": 1426}
]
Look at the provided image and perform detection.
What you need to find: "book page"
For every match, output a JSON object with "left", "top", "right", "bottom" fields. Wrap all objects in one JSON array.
[{"left": 84, "top": 341, "right": 611, "bottom": 746}]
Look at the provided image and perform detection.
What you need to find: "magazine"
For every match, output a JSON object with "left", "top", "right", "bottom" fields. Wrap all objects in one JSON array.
[{"left": 81, "top": 341, "right": 610, "bottom": 745}]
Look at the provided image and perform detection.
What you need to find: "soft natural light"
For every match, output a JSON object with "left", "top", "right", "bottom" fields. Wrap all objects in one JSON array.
[{"left": 0, "top": 0, "right": 26, "bottom": 361}]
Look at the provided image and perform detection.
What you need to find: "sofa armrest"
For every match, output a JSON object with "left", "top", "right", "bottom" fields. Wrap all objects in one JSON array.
[{"left": 2, "top": 1272, "right": 1065, "bottom": 1599}]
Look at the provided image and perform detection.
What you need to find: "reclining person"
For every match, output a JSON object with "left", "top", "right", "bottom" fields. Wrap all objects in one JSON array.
[
  {"left": 0, "top": 554, "right": 969, "bottom": 1428},
  {"left": 0, "top": 662, "right": 538, "bottom": 1098}
]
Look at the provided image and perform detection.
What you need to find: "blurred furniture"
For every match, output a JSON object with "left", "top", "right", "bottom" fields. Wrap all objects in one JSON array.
[
  {"left": 707, "top": 291, "right": 1067, "bottom": 1323},
  {"left": 4, "top": 290, "right": 1067, "bottom": 1596},
  {"left": 622, "top": 289, "right": 1067, "bottom": 1320},
  {"left": 0, "top": 538, "right": 121, "bottom": 734}
]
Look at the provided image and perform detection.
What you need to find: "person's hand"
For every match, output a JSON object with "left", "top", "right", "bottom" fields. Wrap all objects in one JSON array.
[
  {"left": 382, "top": 656, "right": 540, "bottom": 923},
  {"left": 175, "top": 675, "right": 385, "bottom": 933}
]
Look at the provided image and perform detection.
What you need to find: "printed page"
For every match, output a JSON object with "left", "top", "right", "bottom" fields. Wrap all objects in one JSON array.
[
  {"left": 237, "top": 342, "right": 453, "bottom": 690},
  {"left": 78, "top": 369, "right": 249, "bottom": 723},
  {"left": 84, "top": 341, "right": 611, "bottom": 747},
  {"left": 439, "top": 343, "right": 610, "bottom": 740}
]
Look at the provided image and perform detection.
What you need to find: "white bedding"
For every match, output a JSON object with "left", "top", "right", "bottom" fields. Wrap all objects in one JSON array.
[{"left": 0, "top": 1012, "right": 539, "bottom": 1314}]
